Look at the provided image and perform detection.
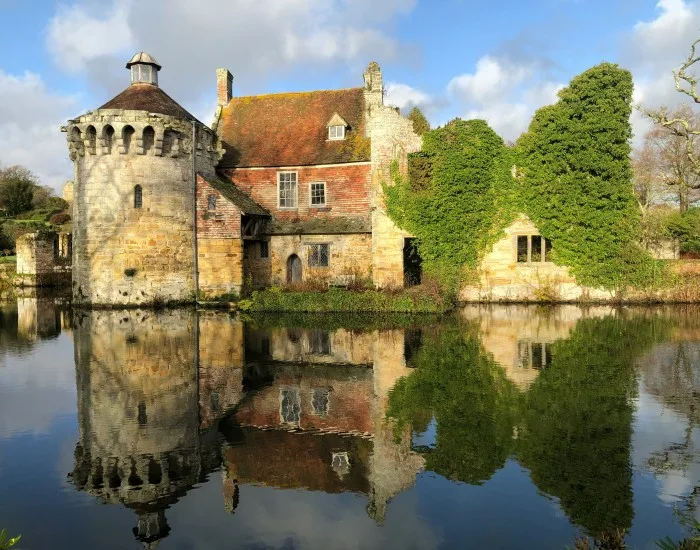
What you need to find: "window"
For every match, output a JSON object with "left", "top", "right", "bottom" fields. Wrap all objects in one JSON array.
[
  {"left": 517, "top": 341, "right": 553, "bottom": 370},
  {"left": 278, "top": 172, "right": 298, "bottom": 208},
  {"left": 280, "top": 388, "right": 301, "bottom": 425},
  {"left": 308, "top": 243, "right": 330, "bottom": 267},
  {"left": 134, "top": 185, "right": 143, "bottom": 209},
  {"left": 207, "top": 194, "right": 217, "bottom": 211},
  {"left": 310, "top": 330, "right": 332, "bottom": 355},
  {"left": 516, "top": 235, "right": 552, "bottom": 263},
  {"left": 310, "top": 182, "right": 326, "bottom": 206},
  {"left": 311, "top": 388, "right": 330, "bottom": 416},
  {"left": 328, "top": 125, "right": 345, "bottom": 140},
  {"left": 259, "top": 240, "right": 269, "bottom": 259}
]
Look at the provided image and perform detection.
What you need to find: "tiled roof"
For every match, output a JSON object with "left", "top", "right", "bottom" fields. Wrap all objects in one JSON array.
[
  {"left": 99, "top": 83, "right": 199, "bottom": 122},
  {"left": 217, "top": 88, "right": 371, "bottom": 168},
  {"left": 267, "top": 216, "right": 371, "bottom": 235},
  {"left": 205, "top": 174, "right": 269, "bottom": 216}
]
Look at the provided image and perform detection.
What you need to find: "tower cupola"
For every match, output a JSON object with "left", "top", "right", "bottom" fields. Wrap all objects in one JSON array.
[{"left": 126, "top": 52, "right": 161, "bottom": 86}]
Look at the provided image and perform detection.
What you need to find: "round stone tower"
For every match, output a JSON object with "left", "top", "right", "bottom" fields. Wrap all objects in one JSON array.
[{"left": 64, "top": 52, "right": 222, "bottom": 306}]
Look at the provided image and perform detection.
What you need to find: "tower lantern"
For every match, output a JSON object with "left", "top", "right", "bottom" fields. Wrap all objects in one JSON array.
[{"left": 126, "top": 52, "right": 161, "bottom": 86}]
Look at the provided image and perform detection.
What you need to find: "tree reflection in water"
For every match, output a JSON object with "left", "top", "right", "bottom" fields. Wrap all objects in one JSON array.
[{"left": 387, "top": 312, "right": 668, "bottom": 537}]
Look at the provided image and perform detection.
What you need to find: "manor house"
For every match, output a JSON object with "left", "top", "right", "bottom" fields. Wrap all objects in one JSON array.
[{"left": 63, "top": 52, "right": 420, "bottom": 305}]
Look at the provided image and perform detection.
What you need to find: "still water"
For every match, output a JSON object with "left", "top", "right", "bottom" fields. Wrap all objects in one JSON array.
[{"left": 1, "top": 300, "right": 700, "bottom": 549}]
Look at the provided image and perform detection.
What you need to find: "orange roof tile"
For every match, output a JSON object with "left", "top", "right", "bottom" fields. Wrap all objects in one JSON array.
[{"left": 217, "top": 88, "right": 370, "bottom": 168}]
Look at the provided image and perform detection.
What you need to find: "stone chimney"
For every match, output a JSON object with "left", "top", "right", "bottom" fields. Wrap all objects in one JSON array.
[
  {"left": 363, "top": 61, "right": 383, "bottom": 109},
  {"left": 217, "top": 68, "right": 233, "bottom": 107}
]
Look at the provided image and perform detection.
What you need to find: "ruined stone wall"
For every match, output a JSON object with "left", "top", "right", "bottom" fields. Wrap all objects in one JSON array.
[
  {"left": 363, "top": 63, "right": 422, "bottom": 288},
  {"left": 15, "top": 231, "right": 71, "bottom": 287},
  {"left": 266, "top": 233, "right": 372, "bottom": 286},
  {"left": 225, "top": 163, "right": 371, "bottom": 223},
  {"left": 460, "top": 216, "right": 610, "bottom": 302},
  {"left": 66, "top": 111, "right": 221, "bottom": 305}
]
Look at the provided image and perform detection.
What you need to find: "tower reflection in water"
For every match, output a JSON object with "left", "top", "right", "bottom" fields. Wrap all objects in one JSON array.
[{"left": 69, "top": 309, "right": 425, "bottom": 546}]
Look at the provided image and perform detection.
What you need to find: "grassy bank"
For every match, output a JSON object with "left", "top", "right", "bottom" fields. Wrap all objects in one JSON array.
[{"left": 246, "top": 287, "right": 450, "bottom": 313}]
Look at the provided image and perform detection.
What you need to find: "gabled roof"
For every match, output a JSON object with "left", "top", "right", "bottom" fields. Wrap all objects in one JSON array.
[
  {"left": 217, "top": 87, "right": 370, "bottom": 168},
  {"left": 204, "top": 174, "right": 269, "bottom": 216},
  {"left": 326, "top": 112, "right": 348, "bottom": 127},
  {"left": 99, "top": 83, "right": 199, "bottom": 122}
]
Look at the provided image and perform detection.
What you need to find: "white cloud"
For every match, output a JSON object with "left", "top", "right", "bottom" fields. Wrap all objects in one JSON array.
[
  {"left": 45, "top": 0, "right": 416, "bottom": 102},
  {"left": 447, "top": 56, "right": 563, "bottom": 142},
  {"left": 0, "top": 70, "right": 79, "bottom": 191},
  {"left": 624, "top": 0, "right": 700, "bottom": 145},
  {"left": 384, "top": 82, "right": 433, "bottom": 113}
]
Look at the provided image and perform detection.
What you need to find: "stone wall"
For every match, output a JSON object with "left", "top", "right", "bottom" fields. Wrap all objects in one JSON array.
[
  {"left": 66, "top": 111, "right": 221, "bottom": 305},
  {"left": 196, "top": 175, "right": 244, "bottom": 297},
  {"left": 15, "top": 231, "right": 71, "bottom": 287},
  {"left": 460, "top": 216, "right": 610, "bottom": 302},
  {"left": 225, "top": 163, "right": 371, "bottom": 222},
  {"left": 363, "top": 62, "right": 422, "bottom": 288},
  {"left": 263, "top": 233, "right": 372, "bottom": 286}
]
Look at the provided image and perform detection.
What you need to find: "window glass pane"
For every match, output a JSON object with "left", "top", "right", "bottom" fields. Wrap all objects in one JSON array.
[
  {"left": 311, "top": 182, "right": 325, "bottom": 205},
  {"left": 280, "top": 388, "right": 301, "bottom": 424},
  {"left": 311, "top": 331, "right": 331, "bottom": 355},
  {"left": 312, "top": 388, "right": 330, "bottom": 416},
  {"left": 531, "top": 235, "right": 542, "bottom": 262},
  {"left": 517, "top": 236, "right": 528, "bottom": 262},
  {"left": 308, "top": 244, "right": 330, "bottom": 267},
  {"left": 532, "top": 343, "right": 543, "bottom": 370},
  {"left": 544, "top": 238, "right": 553, "bottom": 262},
  {"left": 278, "top": 173, "right": 297, "bottom": 208},
  {"left": 134, "top": 185, "right": 142, "bottom": 209},
  {"left": 259, "top": 241, "right": 269, "bottom": 259},
  {"left": 207, "top": 194, "right": 216, "bottom": 210}
]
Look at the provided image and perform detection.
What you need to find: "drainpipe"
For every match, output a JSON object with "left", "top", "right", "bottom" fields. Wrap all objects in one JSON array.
[{"left": 192, "top": 120, "right": 200, "bottom": 303}]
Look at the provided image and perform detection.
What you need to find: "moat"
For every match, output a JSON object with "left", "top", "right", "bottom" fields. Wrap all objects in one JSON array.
[{"left": 2, "top": 300, "right": 700, "bottom": 549}]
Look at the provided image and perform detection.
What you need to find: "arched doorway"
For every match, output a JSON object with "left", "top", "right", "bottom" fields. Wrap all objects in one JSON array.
[{"left": 287, "top": 254, "right": 302, "bottom": 283}]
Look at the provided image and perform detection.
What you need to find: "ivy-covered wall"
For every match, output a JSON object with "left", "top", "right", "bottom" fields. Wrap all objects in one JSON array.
[{"left": 384, "top": 63, "right": 660, "bottom": 296}]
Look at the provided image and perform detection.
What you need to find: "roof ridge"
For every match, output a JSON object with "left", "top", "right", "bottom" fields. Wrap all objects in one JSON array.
[{"left": 230, "top": 87, "right": 364, "bottom": 102}]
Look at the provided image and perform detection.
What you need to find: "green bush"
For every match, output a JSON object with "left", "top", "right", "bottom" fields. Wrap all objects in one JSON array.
[
  {"left": 249, "top": 287, "right": 449, "bottom": 313},
  {"left": 667, "top": 207, "right": 700, "bottom": 254},
  {"left": 49, "top": 212, "right": 71, "bottom": 225}
]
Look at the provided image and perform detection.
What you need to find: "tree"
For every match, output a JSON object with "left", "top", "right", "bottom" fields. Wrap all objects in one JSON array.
[
  {"left": 642, "top": 38, "right": 700, "bottom": 176},
  {"left": 517, "top": 63, "right": 655, "bottom": 290},
  {"left": 642, "top": 105, "right": 700, "bottom": 212},
  {"left": 0, "top": 166, "right": 37, "bottom": 217},
  {"left": 407, "top": 106, "right": 430, "bottom": 136}
]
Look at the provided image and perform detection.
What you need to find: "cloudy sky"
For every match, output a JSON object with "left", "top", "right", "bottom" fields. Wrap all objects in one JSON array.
[{"left": 0, "top": 0, "right": 699, "bottom": 191}]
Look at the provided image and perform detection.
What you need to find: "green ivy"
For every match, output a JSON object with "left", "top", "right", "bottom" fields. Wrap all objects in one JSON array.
[
  {"left": 517, "top": 63, "right": 657, "bottom": 290},
  {"left": 384, "top": 119, "right": 518, "bottom": 291}
]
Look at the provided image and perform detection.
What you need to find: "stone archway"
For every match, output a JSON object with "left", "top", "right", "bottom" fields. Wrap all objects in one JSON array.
[{"left": 287, "top": 254, "right": 302, "bottom": 283}]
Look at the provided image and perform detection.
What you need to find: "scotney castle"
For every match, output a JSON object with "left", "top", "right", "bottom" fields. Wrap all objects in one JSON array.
[{"left": 11, "top": 51, "right": 670, "bottom": 306}]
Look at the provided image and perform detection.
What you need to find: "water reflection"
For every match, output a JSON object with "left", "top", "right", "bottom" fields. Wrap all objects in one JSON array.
[{"left": 3, "top": 300, "right": 700, "bottom": 547}]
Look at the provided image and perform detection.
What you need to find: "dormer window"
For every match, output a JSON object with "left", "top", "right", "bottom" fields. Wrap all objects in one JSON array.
[
  {"left": 328, "top": 125, "right": 345, "bottom": 140},
  {"left": 326, "top": 113, "right": 348, "bottom": 141}
]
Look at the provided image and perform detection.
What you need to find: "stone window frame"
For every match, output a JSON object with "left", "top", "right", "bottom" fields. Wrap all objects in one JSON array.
[
  {"left": 309, "top": 181, "right": 327, "bottom": 207},
  {"left": 207, "top": 194, "right": 217, "bottom": 211},
  {"left": 515, "top": 234, "right": 552, "bottom": 264},
  {"left": 277, "top": 171, "right": 298, "bottom": 209},
  {"left": 307, "top": 243, "right": 330, "bottom": 268},
  {"left": 311, "top": 387, "right": 330, "bottom": 416},
  {"left": 279, "top": 386, "right": 301, "bottom": 426},
  {"left": 328, "top": 125, "right": 346, "bottom": 140}
]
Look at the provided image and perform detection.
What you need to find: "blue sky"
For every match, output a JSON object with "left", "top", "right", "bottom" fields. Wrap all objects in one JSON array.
[{"left": 0, "top": 0, "right": 698, "bottom": 190}]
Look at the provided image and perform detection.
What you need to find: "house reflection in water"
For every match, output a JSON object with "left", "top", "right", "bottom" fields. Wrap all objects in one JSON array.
[
  {"left": 461, "top": 305, "right": 613, "bottom": 388},
  {"left": 227, "top": 324, "right": 424, "bottom": 521},
  {"left": 68, "top": 308, "right": 425, "bottom": 546}
]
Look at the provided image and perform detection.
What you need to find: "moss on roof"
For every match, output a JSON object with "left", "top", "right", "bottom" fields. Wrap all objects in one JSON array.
[{"left": 205, "top": 174, "right": 269, "bottom": 216}]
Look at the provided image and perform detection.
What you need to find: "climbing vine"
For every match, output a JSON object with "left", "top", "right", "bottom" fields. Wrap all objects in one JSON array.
[
  {"left": 384, "top": 119, "right": 518, "bottom": 291},
  {"left": 517, "top": 62, "right": 657, "bottom": 290},
  {"left": 385, "top": 63, "right": 661, "bottom": 294}
]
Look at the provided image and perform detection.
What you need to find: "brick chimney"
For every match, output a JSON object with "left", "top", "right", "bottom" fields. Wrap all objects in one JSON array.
[{"left": 216, "top": 68, "right": 233, "bottom": 107}]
